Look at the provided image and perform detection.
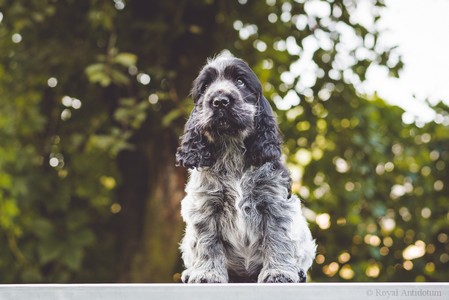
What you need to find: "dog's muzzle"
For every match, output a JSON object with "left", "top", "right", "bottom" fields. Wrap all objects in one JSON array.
[{"left": 207, "top": 90, "right": 237, "bottom": 131}]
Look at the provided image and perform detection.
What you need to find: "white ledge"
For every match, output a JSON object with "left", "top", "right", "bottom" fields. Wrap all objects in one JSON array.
[{"left": 1, "top": 283, "right": 448, "bottom": 300}]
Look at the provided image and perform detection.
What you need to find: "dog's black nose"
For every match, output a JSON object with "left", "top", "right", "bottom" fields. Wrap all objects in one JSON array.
[{"left": 212, "top": 96, "right": 230, "bottom": 108}]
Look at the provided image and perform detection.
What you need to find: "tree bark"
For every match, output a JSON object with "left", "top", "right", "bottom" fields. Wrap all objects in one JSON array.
[{"left": 117, "top": 128, "right": 186, "bottom": 282}]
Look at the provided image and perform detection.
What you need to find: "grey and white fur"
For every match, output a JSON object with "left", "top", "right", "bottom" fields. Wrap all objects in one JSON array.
[{"left": 176, "top": 53, "right": 316, "bottom": 283}]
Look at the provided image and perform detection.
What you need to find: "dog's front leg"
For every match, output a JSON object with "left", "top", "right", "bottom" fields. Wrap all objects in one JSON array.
[
  {"left": 256, "top": 198, "right": 308, "bottom": 283},
  {"left": 181, "top": 217, "right": 229, "bottom": 283}
]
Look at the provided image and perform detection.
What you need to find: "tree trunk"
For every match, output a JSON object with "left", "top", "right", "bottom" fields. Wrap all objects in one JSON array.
[{"left": 117, "top": 128, "right": 186, "bottom": 282}]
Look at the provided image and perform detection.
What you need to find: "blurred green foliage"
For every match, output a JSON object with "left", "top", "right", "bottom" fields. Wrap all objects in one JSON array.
[{"left": 0, "top": 0, "right": 448, "bottom": 283}]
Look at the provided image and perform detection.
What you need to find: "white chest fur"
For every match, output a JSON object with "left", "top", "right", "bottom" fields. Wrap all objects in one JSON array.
[{"left": 183, "top": 165, "right": 262, "bottom": 273}]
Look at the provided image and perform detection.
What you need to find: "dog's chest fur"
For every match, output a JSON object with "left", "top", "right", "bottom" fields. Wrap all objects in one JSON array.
[{"left": 184, "top": 138, "right": 264, "bottom": 279}]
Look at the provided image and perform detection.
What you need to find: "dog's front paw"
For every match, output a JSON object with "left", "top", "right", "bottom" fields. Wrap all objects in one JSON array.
[
  {"left": 258, "top": 268, "right": 305, "bottom": 283},
  {"left": 184, "top": 268, "right": 228, "bottom": 283},
  {"left": 181, "top": 269, "right": 192, "bottom": 283},
  {"left": 298, "top": 269, "right": 307, "bottom": 282}
]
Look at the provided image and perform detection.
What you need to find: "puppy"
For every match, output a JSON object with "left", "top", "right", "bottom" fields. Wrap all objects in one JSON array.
[{"left": 176, "top": 52, "right": 316, "bottom": 283}]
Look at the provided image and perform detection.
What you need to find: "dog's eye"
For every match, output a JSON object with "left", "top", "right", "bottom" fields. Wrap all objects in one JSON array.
[{"left": 236, "top": 78, "right": 245, "bottom": 87}]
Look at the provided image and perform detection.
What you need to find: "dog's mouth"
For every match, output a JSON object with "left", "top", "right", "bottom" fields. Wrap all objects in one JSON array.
[
  {"left": 205, "top": 107, "right": 249, "bottom": 136},
  {"left": 216, "top": 119, "right": 230, "bottom": 130},
  {"left": 215, "top": 111, "right": 231, "bottom": 130},
  {"left": 212, "top": 118, "right": 233, "bottom": 134}
]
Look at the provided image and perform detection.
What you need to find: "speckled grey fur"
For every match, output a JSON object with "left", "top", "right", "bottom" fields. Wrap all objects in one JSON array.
[{"left": 176, "top": 53, "right": 316, "bottom": 283}]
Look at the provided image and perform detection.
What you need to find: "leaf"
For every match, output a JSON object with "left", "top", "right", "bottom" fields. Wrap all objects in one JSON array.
[
  {"left": 162, "top": 109, "right": 183, "bottom": 128},
  {"left": 69, "top": 229, "right": 96, "bottom": 247},
  {"left": 85, "top": 63, "right": 111, "bottom": 86},
  {"left": 30, "top": 218, "right": 54, "bottom": 239},
  {"left": 113, "top": 52, "right": 137, "bottom": 67},
  {"left": 110, "top": 69, "right": 130, "bottom": 86},
  {"left": 38, "top": 240, "right": 63, "bottom": 265},
  {"left": 89, "top": 134, "right": 116, "bottom": 150},
  {"left": 119, "top": 97, "right": 136, "bottom": 106},
  {"left": 100, "top": 76, "right": 112, "bottom": 87},
  {"left": 67, "top": 211, "right": 90, "bottom": 230},
  {"left": 0, "top": 173, "right": 12, "bottom": 189},
  {"left": 61, "top": 246, "right": 83, "bottom": 271},
  {"left": 85, "top": 63, "right": 105, "bottom": 76},
  {"left": 114, "top": 107, "right": 130, "bottom": 123}
]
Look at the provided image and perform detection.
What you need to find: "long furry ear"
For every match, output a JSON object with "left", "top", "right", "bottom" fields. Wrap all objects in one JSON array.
[
  {"left": 175, "top": 107, "right": 215, "bottom": 169},
  {"left": 244, "top": 96, "right": 282, "bottom": 166}
]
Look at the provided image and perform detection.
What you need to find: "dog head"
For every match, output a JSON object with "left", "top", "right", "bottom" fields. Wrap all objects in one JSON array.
[{"left": 176, "top": 53, "right": 282, "bottom": 169}]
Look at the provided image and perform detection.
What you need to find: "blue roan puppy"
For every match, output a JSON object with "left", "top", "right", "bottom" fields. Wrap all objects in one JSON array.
[{"left": 176, "top": 52, "right": 316, "bottom": 283}]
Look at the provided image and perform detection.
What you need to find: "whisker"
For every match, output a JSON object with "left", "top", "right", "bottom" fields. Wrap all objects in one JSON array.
[{"left": 242, "top": 91, "right": 258, "bottom": 100}]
